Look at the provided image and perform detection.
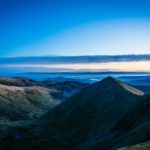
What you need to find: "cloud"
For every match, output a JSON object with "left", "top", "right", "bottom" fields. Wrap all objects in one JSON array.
[{"left": 0, "top": 55, "right": 150, "bottom": 65}]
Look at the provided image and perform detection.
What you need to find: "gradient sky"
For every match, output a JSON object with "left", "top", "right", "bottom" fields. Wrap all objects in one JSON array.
[{"left": 1, "top": 0, "right": 150, "bottom": 57}]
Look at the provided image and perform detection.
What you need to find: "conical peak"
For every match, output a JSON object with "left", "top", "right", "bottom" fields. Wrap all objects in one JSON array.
[
  {"left": 98, "top": 76, "right": 120, "bottom": 86},
  {"left": 98, "top": 76, "right": 144, "bottom": 96},
  {"left": 101, "top": 76, "right": 117, "bottom": 82}
]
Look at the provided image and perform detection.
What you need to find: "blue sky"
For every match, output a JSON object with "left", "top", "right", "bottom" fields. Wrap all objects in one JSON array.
[{"left": 1, "top": 0, "right": 150, "bottom": 57}]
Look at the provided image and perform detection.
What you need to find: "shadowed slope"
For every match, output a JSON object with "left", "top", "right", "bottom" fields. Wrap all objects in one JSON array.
[
  {"left": 1, "top": 77, "right": 149, "bottom": 150},
  {"left": 44, "top": 80, "right": 89, "bottom": 99},
  {"left": 22, "top": 77, "right": 146, "bottom": 150}
]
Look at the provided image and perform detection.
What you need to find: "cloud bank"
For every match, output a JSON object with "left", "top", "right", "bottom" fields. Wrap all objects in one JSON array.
[{"left": 0, "top": 55, "right": 150, "bottom": 65}]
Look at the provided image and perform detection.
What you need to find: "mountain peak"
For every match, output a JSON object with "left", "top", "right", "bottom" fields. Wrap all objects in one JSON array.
[
  {"left": 35, "top": 77, "right": 147, "bottom": 150},
  {"left": 98, "top": 76, "right": 144, "bottom": 96},
  {"left": 100, "top": 76, "right": 117, "bottom": 83}
]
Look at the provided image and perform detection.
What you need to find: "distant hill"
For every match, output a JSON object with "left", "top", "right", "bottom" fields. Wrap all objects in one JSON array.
[
  {"left": 43, "top": 80, "right": 89, "bottom": 98},
  {"left": 0, "top": 77, "right": 39, "bottom": 87},
  {"left": 135, "top": 85, "right": 150, "bottom": 94},
  {"left": 131, "top": 78, "right": 150, "bottom": 86}
]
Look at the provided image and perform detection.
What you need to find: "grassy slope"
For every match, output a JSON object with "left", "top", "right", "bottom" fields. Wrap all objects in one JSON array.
[
  {"left": 118, "top": 141, "right": 150, "bottom": 150},
  {"left": 0, "top": 84, "right": 61, "bottom": 120},
  {"left": 0, "top": 77, "right": 89, "bottom": 121},
  {"left": 0, "top": 77, "right": 149, "bottom": 150},
  {"left": 23, "top": 77, "right": 147, "bottom": 149}
]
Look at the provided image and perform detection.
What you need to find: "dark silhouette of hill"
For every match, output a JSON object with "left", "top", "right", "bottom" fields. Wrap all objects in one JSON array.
[{"left": 9, "top": 77, "right": 145, "bottom": 150}]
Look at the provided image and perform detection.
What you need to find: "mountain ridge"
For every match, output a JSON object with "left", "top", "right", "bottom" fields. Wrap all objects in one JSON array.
[
  {"left": 24, "top": 76, "right": 147, "bottom": 150},
  {"left": 100, "top": 76, "right": 144, "bottom": 96},
  {"left": 0, "top": 76, "right": 149, "bottom": 150}
]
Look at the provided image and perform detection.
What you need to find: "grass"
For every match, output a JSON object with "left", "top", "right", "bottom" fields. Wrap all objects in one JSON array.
[{"left": 118, "top": 141, "right": 150, "bottom": 150}]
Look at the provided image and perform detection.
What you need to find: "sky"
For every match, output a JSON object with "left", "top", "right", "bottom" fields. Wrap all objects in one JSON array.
[{"left": 0, "top": 0, "right": 150, "bottom": 57}]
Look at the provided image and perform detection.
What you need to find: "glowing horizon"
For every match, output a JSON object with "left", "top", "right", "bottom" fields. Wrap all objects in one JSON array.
[{"left": 1, "top": 61, "right": 150, "bottom": 72}]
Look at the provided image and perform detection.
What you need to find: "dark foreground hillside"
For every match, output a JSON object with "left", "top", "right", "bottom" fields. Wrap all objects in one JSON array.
[{"left": 0, "top": 77, "right": 149, "bottom": 150}]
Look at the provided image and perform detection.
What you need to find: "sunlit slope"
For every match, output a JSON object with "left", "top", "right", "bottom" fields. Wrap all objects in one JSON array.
[{"left": 0, "top": 84, "right": 61, "bottom": 120}]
